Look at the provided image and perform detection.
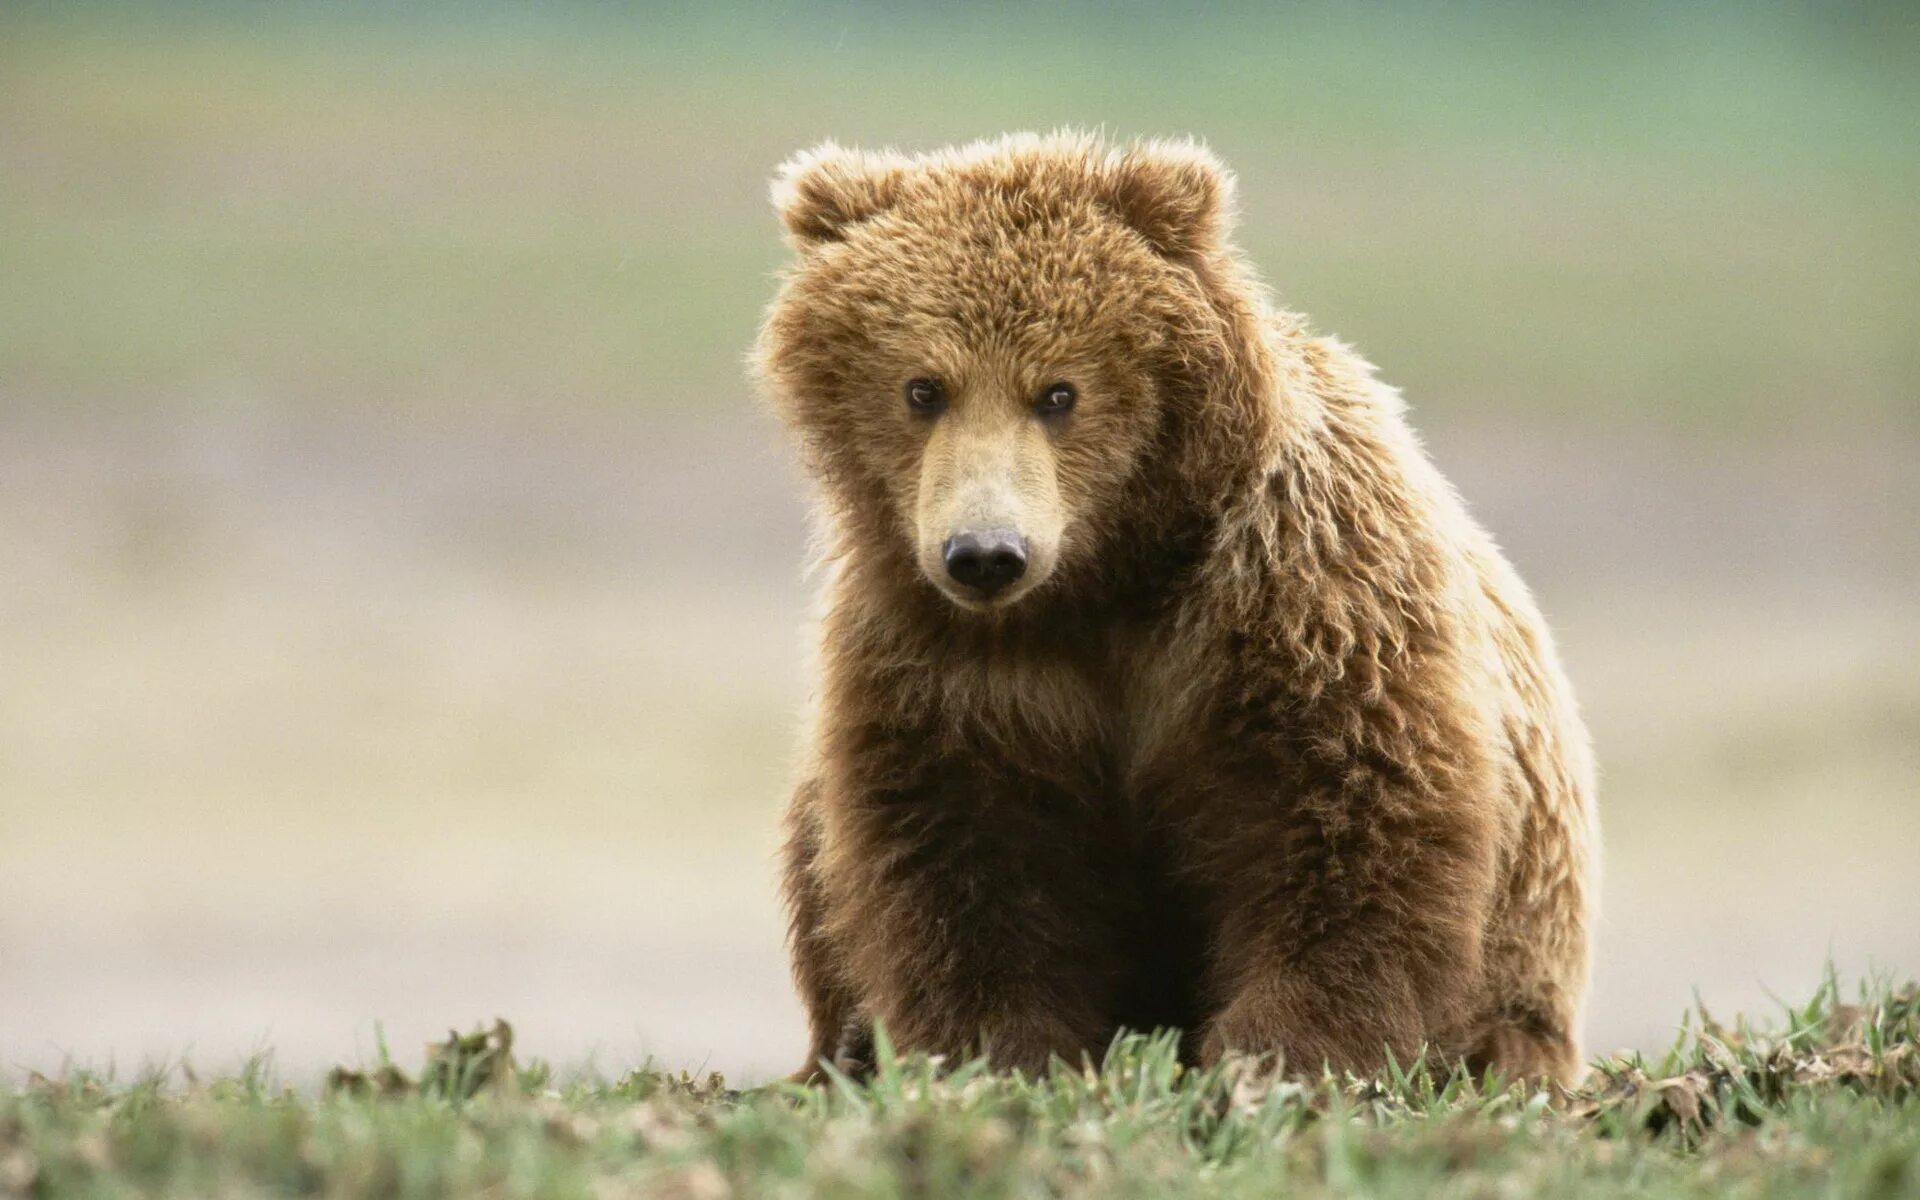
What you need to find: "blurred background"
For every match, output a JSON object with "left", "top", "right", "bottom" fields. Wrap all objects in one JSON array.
[{"left": 3, "top": 2, "right": 1916, "bottom": 1084}]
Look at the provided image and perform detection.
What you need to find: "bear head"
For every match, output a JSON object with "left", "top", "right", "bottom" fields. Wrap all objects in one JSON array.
[{"left": 755, "top": 132, "right": 1271, "bottom": 615}]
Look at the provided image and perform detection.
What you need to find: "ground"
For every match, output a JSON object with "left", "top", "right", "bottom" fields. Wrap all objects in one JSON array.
[{"left": 4, "top": 978, "right": 1915, "bottom": 1198}]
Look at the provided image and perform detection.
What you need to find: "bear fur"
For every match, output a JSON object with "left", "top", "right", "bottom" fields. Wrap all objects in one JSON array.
[{"left": 753, "top": 132, "right": 1598, "bottom": 1085}]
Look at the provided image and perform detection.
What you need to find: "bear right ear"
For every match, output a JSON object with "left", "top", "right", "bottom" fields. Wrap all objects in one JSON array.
[{"left": 771, "top": 142, "right": 911, "bottom": 248}]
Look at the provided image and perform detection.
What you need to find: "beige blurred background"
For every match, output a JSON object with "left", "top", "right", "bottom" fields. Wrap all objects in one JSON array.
[{"left": 3, "top": 4, "right": 1917, "bottom": 1083}]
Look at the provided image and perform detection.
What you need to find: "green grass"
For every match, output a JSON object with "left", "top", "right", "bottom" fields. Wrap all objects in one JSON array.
[{"left": 7, "top": 978, "right": 1917, "bottom": 1198}]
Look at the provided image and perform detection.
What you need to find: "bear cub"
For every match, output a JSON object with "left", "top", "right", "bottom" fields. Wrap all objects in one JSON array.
[{"left": 754, "top": 132, "right": 1597, "bottom": 1085}]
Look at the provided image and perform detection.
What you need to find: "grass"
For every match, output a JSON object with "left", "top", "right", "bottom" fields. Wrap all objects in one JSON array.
[{"left": 6, "top": 977, "right": 1917, "bottom": 1198}]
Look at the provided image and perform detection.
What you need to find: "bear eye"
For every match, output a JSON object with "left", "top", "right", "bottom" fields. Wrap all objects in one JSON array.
[
  {"left": 1035, "top": 382, "right": 1076, "bottom": 417},
  {"left": 904, "top": 377, "right": 945, "bottom": 415}
]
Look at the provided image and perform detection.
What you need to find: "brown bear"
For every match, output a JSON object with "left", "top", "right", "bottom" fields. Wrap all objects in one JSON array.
[{"left": 753, "top": 132, "right": 1597, "bottom": 1086}]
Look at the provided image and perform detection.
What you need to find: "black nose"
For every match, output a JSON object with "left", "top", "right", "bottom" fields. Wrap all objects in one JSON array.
[{"left": 942, "top": 529, "right": 1029, "bottom": 597}]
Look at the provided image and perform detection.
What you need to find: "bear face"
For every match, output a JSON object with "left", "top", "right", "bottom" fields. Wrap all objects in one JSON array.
[{"left": 756, "top": 134, "right": 1249, "bottom": 613}]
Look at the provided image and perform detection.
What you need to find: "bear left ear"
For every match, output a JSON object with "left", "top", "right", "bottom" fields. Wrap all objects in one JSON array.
[
  {"left": 1102, "top": 140, "right": 1235, "bottom": 259},
  {"left": 771, "top": 142, "right": 911, "bottom": 248}
]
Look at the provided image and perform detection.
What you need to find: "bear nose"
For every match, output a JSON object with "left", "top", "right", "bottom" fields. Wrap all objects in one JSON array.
[{"left": 942, "top": 529, "right": 1029, "bottom": 597}]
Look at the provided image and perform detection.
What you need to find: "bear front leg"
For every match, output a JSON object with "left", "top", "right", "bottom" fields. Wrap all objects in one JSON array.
[
  {"left": 816, "top": 755, "right": 1125, "bottom": 1075},
  {"left": 780, "top": 779, "right": 862, "bottom": 1082},
  {"left": 1186, "top": 745, "right": 1502, "bottom": 1078}
]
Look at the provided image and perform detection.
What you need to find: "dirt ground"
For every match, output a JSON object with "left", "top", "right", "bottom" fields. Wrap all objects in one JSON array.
[{"left": 3, "top": 409, "right": 1915, "bottom": 1083}]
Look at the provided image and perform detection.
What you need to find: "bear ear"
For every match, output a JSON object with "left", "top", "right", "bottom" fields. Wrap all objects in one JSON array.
[
  {"left": 1102, "top": 140, "right": 1235, "bottom": 258},
  {"left": 771, "top": 142, "right": 911, "bottom": 248}
]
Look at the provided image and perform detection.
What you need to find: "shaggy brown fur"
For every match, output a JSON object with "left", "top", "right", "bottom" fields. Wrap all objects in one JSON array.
[{"left": 753, "top": 132, "right": 1597, "bottom": 1085}]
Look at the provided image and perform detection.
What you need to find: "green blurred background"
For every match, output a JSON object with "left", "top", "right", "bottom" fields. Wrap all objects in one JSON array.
[{"left": 2, "top": 2, "right": 1916, "bottom": 1082}]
